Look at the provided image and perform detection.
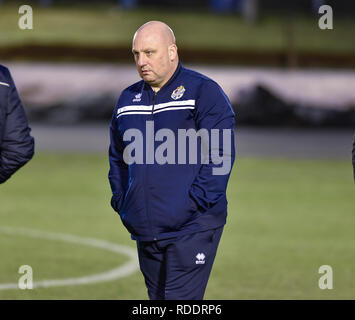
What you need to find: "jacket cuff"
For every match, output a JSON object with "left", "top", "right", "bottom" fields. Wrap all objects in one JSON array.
[
  {"left": 110, "top": 193, "right": 123, "bottom": 213},
  {"left": 189, "top": 197, "right": 199, "bottom": 212},
  {"left": 189, "top": 190, "right": 208, "bottom": 212}
]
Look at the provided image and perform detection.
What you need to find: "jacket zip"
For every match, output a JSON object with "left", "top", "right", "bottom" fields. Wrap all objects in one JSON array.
[
  {"left": 152, "top": 91, "right": 157, "bottom": 115},
  {"left": 144, "top": 91, "right": 158, "bottom": 240}
]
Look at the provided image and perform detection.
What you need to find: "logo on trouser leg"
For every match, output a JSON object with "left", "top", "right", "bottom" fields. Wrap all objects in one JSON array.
[{"left": 195, "top": 253, "right": 206, "bottom": 264}]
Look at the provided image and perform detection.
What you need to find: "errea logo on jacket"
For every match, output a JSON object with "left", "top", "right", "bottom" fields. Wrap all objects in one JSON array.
[
  {"left": 196, "top": 253, "right": 206, "bottom": 264},
  {"left": 132, "top": 93, "right": 142, "bottom": 102}
]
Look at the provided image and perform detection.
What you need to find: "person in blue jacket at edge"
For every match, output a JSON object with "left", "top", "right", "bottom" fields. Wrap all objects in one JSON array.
[
  {"left": 108, "top": 21, "right": 236, "bottom": 300},
  {"left": 0, "top": 65, "right": 34, "bottom": 184}
]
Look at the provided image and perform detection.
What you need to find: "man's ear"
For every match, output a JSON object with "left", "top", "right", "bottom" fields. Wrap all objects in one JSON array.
[{"left": 168, "top": 44, "right": 178, "bottom": 61}]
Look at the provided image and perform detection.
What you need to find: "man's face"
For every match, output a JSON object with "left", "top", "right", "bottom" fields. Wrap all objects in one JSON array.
[{"left": 132, "top": 31, "right": 175, "bottom": 90}]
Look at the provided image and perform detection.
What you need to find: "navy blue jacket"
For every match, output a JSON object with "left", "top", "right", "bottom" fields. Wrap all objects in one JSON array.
[
  {"left": 109, "top": 63, "right": 235, "bottom": 241},
  {"left": 0, "top": 65, "right": 34, "bottom": 183}
]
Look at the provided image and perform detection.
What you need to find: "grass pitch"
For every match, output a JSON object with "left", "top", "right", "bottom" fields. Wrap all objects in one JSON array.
[
  {"left": 0, "top": 3, "right": 354, "bottom": 54},
  {"left": 0, "top": 152, "right": 354, "bottom": 299}
]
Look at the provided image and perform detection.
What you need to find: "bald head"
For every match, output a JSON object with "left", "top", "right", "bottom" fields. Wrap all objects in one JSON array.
[
  {"left": 132, "top": 21, "right": 179, "bottom": 91},
  {"left": 133, "top": 21, "right": 176, "bottom": 47}
]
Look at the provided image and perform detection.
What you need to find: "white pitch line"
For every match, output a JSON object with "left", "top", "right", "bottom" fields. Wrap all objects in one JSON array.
[{"left": 0, "top": 226, "right": 139, "bottom": 290}]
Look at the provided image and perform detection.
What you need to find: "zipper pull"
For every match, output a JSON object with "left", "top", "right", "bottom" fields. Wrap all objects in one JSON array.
[{"left": 152, "top": 92, "right": 157, "bottom": 114}]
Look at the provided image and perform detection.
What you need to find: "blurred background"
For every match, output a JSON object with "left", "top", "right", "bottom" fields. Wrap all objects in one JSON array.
[{"left": 1, "top": 0, "right": 354, "bottom": 300}]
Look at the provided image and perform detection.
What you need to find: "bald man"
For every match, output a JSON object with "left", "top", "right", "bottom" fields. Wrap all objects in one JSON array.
[{"left": 108, "top": 21, "right": 236, "bottom": 300}]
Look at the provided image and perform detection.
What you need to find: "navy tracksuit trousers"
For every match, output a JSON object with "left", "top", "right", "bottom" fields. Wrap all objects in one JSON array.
[{"left": 136, "top": 226, "right": 224, "bottom": 300}]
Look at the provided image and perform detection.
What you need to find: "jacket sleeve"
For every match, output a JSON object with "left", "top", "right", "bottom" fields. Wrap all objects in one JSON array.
[
  {"left": 108, "top": 107, "right": 128, "bottom": 212},
  {"left": 189, "top": 80, "right": 236, "bottom": 211},
  {"left": 0, "top": 68, "right": 34, "bottom": 184}
]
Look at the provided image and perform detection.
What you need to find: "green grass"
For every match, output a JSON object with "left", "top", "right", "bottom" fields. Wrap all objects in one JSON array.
[
  {"left": 0, "top": 153, "right": 354, "bottom": 299},
  {"left": 0, "top": 3, "right": 354, "bottom": 53}
]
